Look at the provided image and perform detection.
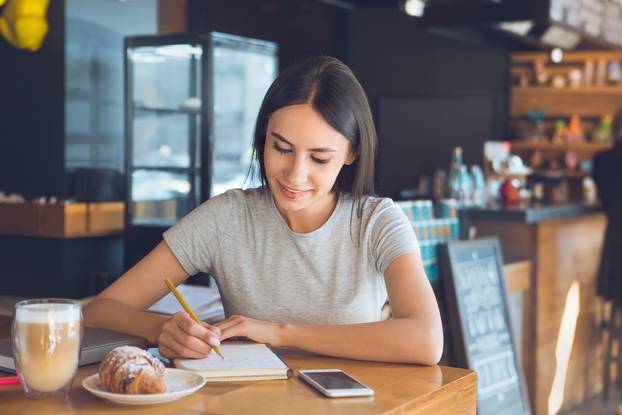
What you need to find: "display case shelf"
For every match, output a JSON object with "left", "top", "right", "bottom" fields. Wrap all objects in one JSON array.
[
  {"left": 131, "top": 166, "right": 200, "bottom": 172},
  {"left": 133, "top": 105, "right": 200, "bottom": 115}
]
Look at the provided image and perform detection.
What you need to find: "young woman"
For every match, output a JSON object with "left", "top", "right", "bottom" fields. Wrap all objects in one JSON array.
[{"left": 84, "top": 56, "right": 443, "bottom": 365}]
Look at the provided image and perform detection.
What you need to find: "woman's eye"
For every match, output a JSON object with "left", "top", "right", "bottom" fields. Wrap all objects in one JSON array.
[
  {"left": 272, "top": 142, "right": 329, "bottom": 164},
  {"left": 312, "top": 157, "right": 330, "bottom": 165},
  {"left": 272, "top": 143, "right": 291, "bottom": 154}
]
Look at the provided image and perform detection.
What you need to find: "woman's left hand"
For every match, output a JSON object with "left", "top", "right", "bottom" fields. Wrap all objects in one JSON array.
[{"left": 215, "top": 315, "right": 284, "bottom": 346}]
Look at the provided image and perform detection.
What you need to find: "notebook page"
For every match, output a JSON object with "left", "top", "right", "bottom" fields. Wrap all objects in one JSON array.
[
  {"left": 176, "top": 344, "right": 288, "bottom": 371},
  {"left": 148, "top": 284, "right": 225, "bottom": 323}
]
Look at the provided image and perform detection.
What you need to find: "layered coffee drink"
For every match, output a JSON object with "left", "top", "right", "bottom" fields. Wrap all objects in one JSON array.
[{"left": 12, "top": 300, "right": 82, "bottom": 396}]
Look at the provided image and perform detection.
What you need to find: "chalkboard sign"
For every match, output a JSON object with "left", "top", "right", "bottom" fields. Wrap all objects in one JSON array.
[{"left": 440, "top": 238, "right": 530, "bottom": 415}]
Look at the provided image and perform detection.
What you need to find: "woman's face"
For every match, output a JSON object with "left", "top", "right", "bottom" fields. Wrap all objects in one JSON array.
[{"left": 263, "top": 103, "right": 355, "bottom": 216}]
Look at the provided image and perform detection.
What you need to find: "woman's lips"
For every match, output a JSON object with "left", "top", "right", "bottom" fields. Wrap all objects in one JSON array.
[{"left": 278, "top": 181, "right": 310, "bottom": 199}]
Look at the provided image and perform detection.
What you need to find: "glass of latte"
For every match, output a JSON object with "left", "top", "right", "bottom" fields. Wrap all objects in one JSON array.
[{"left": 12, "top": 299, "right": 83, "bottom": 397}]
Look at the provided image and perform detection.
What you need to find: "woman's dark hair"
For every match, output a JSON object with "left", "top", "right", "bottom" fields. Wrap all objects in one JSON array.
[{"left": 249, "top": 56, "right": 377, "bottom": 218}]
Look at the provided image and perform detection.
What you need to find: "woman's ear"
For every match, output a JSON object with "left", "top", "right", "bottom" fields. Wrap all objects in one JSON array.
[{"left": 344, "top": 151, "right": 357, "bottom": 166}]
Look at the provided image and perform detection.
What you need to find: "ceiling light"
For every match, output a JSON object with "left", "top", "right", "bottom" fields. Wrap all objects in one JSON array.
[
  {"left": 403, "top": 0, "right": 426, "bottom": 17},
  {"left": 496, "top": 21, "right": 534, "bottom": 36}
]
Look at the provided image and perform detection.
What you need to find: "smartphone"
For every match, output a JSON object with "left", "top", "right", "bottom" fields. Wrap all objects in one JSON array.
[{"left": 298, "top": 369, "right": 374, "bottom": 398}]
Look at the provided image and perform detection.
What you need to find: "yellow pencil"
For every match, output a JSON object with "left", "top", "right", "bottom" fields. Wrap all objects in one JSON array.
[{"left": 164, "top": 277, "right": 224, "bottom": 359}]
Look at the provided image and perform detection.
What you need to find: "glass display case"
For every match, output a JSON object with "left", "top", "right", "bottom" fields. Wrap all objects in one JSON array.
[{"left": 125, "top": 33, "right": 278, "bottom": 228}]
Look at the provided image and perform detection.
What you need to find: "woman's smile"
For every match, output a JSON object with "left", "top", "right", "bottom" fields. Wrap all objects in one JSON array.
[{"left": 277, "top": 180, "right": 312, "bottom": 199}]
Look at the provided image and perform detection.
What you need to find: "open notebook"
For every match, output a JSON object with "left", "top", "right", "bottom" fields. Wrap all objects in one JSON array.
[{"left": 174, "top": 343, "right": 292, "bottom": 382}]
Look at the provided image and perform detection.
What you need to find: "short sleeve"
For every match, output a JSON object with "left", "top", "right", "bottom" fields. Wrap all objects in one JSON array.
[
  {"left": 162, "top": 190, "right": 235, "bottom": 276},
  {"left": 369, "top": 200, "right": 420, "bottom": 274}
]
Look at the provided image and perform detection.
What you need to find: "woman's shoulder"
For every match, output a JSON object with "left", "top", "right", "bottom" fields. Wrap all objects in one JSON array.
[
  {"left": 230, "top": 186, "right": 272, "bottom": 210},
  {"left": 199, "top": 186, "right": 270, "bottom": 210},
  {"left": 340, "top": 193, "right": 396, "bottom": 214},
  {"left": 182, "top": 187, "right": 270, "bottom": 234},
  {"left": 338, "top": 193, "right": 403, "bottom": 228}
]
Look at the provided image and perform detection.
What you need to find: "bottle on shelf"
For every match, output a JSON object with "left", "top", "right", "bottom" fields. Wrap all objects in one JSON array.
[
  {"left": 592, "top": 114, "right": 613, "bottom": 143},
  {"left": 432, "top": 168, "right": 446, "bottom": 202},
  {"left": 527, "top": 110, "right": 547, "bottom": 141},
  {"left": 552, "top": 119, "right": 567, "bottom": 144},
  {"left": 566, "top": 114, "right": 585, "bottom": 143},
  {"left": 457, "top": 165, "right": 473, "bottom": 206},
  {"left": 470, "top": 165, "right": 486, "bottom": 207},
  {"left": 446, "top": 146, "right": 463, "bottom": 201}
]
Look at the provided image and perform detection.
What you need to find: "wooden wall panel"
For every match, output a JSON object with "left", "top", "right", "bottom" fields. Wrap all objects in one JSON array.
[
  {"left": 504, "top": 261, "right": 532, "bottom": 293},
  {"left": 158, "top": 0, "right": 187, "bottom": 33},
  {"left": 470, "top": 213, "right": 606, "bottom": 415},
  {"left": 533, "top": 214, "right": 606, "bottom": 415}
]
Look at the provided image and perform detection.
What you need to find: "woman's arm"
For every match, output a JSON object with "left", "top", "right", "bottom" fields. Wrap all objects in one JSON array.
[
  {"left": 83, "top": 241, "right": 221, "bottom": 357},
  {"left": 84, "top": 242, "right": 183, "bottom": 343},
  {"left": 218, "top": 252, "right": 444, "bottom": 365}
]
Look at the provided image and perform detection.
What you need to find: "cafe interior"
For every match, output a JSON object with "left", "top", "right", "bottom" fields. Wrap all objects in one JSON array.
[{"left": 1, "top": 0, "right": 622, "bottom": 414}]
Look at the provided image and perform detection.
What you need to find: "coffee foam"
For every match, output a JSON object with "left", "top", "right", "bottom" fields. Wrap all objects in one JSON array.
[{"left": 15, "top": 303, "right": 81, "bottom": 324}]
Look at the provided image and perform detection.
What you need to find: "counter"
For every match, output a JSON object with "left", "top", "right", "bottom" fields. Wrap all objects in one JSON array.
[
  {"left": 464, "top": 202, "right": 606, "bottom": 415},
  {"left": 466, "top": 201, "right": 602, "bottom": 224}
]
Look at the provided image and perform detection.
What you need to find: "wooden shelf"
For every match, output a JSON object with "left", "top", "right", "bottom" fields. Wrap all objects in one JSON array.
[
  {"left": 510, "top": 51, "right": 622, "bottom": 118},
  {"left": 133, "top": 105, "right": 199, "bottom": 115},
  {"left": 531, "top": 169, "right": 589, "bottom": 179},
  {"left": 511, "top": 141, "right": 612, "bottom": 152},
  {"left": 511, "top": 88, "right": 622, "bottom": 117},
  {"left": 512, "top": 86, "right": 622, "bottom": 96},
  {"left": 512, "top": 51, "right": 622, "bottom": 63}
]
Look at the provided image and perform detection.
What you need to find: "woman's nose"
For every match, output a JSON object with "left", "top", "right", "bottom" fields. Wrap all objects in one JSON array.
[{"left": 286, "top": 156, "right": 309, "bottom": 184}]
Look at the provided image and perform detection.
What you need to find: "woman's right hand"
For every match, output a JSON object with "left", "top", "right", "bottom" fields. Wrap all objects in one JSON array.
[{"left": 158, "top": 311, "right": 222, "bottom": 358}]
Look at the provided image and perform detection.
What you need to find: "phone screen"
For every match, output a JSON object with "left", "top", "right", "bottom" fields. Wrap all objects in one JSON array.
[{"left": 304, "top": 371, "right": 366, "bottom": 390}]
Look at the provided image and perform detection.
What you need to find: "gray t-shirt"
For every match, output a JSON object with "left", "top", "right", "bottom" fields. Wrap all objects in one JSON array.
[{"left": 163, "top": 187, "right": 419, "bottom": 325}]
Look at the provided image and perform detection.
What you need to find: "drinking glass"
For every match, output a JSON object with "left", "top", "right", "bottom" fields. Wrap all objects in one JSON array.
[{"left": 12, "top": 299, "right": 83, "bottom": 397}]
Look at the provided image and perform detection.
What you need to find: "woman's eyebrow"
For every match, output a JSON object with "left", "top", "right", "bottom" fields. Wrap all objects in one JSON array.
[{"left": 271, "top": 132, "right": 337, "bottom": 153}]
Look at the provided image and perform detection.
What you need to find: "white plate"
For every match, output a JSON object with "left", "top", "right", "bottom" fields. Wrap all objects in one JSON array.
[{"left": 82, "top": 368, "right": 206, "bottom": 405}]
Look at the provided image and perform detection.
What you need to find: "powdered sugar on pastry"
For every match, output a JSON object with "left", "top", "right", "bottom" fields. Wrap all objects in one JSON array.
[{"left": 99, "top": 346, "right": 166, "bottom": 394}]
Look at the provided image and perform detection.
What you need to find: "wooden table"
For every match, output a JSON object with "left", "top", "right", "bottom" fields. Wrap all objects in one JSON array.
[{"left": 0, "top": 321, "right": 476, "bottom": 414}]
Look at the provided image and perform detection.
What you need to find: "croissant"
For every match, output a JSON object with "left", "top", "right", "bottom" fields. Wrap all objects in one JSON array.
[{"left": 99, "top": 346, "right": 167, "bottom": 394}]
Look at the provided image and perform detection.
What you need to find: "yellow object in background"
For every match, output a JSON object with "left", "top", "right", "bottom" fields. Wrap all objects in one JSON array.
[{"left": 0, "top": 0, "right": 49, "bottom": 51}]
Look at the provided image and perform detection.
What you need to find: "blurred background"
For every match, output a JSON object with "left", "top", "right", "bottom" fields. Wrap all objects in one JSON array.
[{"left": 1, "top": 1, "right": 622, "bottom": 414}]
